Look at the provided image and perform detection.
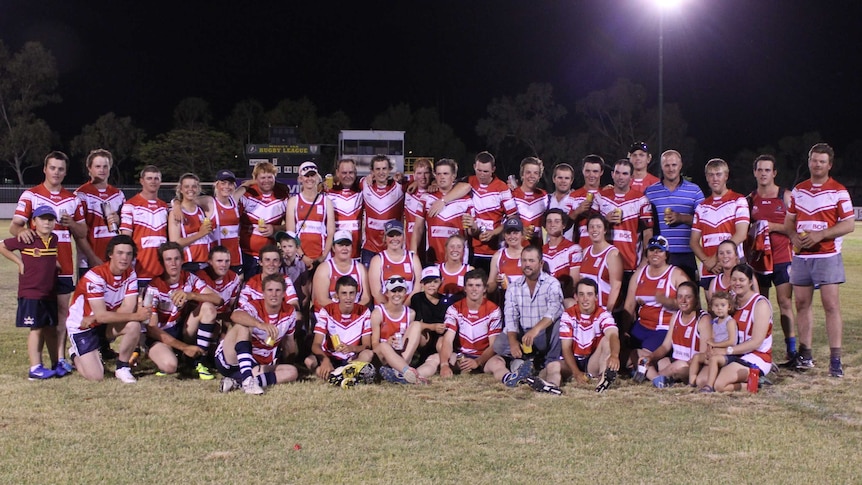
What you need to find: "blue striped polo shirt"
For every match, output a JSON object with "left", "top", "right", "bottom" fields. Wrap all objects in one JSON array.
[{"left": 645, "top": 179, "right": 705, "bottom": 254}]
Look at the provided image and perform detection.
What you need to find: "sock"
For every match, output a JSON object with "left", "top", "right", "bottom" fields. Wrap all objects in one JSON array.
[
  {"left": 830, "top": 347, "right": 842, "bottom": 360},
  {"left": 502, "top": 372, "right": 513, "bottom": 383},
  {"left": 257, "top": 371, "right": 277, "bottom": 388},
  {"left": 785, "top": 337, "right": 797, "bottom": 355},
  {"left": 799, "top": 345, "right": 812, "bottom": 359},
  {"left": 30, "top": 365, "right": 40, "bottom": 372},
  {"left": 195, "top": 322, "right": 217, "bottom": 363},
  {"left": 116, "top": 360, "right": 130, "bottom": 369},
  {"left": 235, "top": 340, "right": 254, "bottom": 381}
]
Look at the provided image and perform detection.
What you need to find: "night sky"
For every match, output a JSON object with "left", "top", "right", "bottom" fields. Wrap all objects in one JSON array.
[{"left": 3, "top": 0, "right": 862, "bottom": 163}]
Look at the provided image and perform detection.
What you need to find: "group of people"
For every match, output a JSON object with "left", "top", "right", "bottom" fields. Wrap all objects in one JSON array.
[{"left": 2, "top": 141, "right": 853, "bottom": 395}]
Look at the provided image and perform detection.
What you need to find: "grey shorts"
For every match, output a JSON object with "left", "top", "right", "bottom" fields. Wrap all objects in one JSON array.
[{"left": 790, "top": 254, "right": 845, "bottom": 287}]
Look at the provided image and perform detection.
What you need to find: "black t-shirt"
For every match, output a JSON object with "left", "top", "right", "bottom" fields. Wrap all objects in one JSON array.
[{"left": 410, "top": 292, "right": 449, "bottom": 324}]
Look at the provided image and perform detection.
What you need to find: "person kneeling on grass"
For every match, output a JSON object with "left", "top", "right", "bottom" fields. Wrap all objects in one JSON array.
[
  {"left": 687, "top": 290, "right": 738, "bottom": 391},
  {"left": 145, "top": 242, "right": 223, "bottom": 378},
  {"left": 0, "top": 206, "right": 64, "bottom": 380},
  {"left": 216, "top": 275, "right": 299, "bottom": 394},
  {"left": 641, "top": 281, "right": 712, "bottom": 388},
  {"left": 551, "top": 278, "right": 620, "bottom": 393},
  {"left": 309, "top": 275, "right": 374, "bottom": 380},
  {"left": 372, "top": 276, "right": 427, "bottom": 384},
  {"left": 65, "top": 235, "right": 152, "bottom": 383},
  {"left": 418, "top": 269, "right": 510, "bottom": 383}
]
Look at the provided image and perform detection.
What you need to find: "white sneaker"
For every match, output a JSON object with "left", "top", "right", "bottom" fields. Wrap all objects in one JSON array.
[
  {"left": 242, "top": 376, "right": 264, "bottom": 395},
  {"left": 219, "top": 376, "right": 240, "bottom": 393},
  {"left": 115, "top": 367, "right": 137, "bottom": 384}
]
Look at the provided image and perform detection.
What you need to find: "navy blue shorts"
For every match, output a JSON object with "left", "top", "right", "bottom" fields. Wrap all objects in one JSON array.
[
  {"left": 16, "top": 298, "right": 58, "bottom": 329},
  {"left": 71, "top": 328, "right": 102, "bottom": 357},
  {"left": 630, "top": 321, "right": 668, "bottom": 352},
  {"left": 756, "top": 262, "right": 791, "bottom": 288},
  {"left": 57, "top": 276, "right": 74, "bottom": 295},
  {"left": 573, "top": 355, "right": 589, "bottom": 373},
  {"left": 146, "top": 324, "right": 182, "bottom": 347},
  {"left": 215, "top": 347, "right": 240, "bottom": 377}
]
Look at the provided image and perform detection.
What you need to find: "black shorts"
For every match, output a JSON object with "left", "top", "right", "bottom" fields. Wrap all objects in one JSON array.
[
  {"left": 16, "top": 298, "right": 58, "bottom": 329},
  {"left": 146, "top": 324, "right": 183, "bottom": 347},
  {"left": 57, "top": 276, "right": 74, "bottom": 295},
  {"left": 756, "top": 262, "right": 791, "bottom": 288}
]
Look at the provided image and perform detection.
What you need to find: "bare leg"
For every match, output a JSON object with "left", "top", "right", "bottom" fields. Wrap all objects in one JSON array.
[
  {"left": 819, "top": 284, "right": 843, "bottom": 350},
  {"left": 793, "top": 285, "right": 815, "bottom": 349}
]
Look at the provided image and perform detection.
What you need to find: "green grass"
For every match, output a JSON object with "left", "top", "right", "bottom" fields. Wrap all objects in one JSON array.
[{"left": 1, "top": 221, "right": 861, "bottom": 484}]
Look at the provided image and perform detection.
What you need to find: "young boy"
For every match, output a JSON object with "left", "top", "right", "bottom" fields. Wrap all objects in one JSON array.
[
  {"left": 0, "top": 206, "right": 64, "bottom": 379},
  {"left": 310, "top": 275, "right": 374, "bottom": 381}
]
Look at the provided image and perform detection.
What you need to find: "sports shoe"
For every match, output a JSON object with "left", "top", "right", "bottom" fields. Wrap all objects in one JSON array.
[
  {"left": 794, "top": 354, "right": 815, "bottom": 371},
  {"left": 595, "top": 369, "right": 617, "bottom": 393},
  {"left": 242, "top": 376, "right": 264, "bottom": 395},
  {"left": 100, "top": 346, "right": 118, "bottom": 361},
  {"left": 699, "top": 385, "right": 715, "bottom": 393},
  {"left": 503, "top": 359, "right": 533, "bottom": 388},
  {"left": 115, "top": 367, "right": 137, "bottom": 384},
  {"left": 525, "top": 376, "right": 562, "bottom": 395},
  {"left": 380, "top": 366, "right": 409, "bottom": 384},
  {"left": 53, "top": 362, "right": 69, "bottom": 378},
  {"left": 829, "top": 359, "right": 844, "bottom": 378},
  {"left": 652, "top": 375, "right": 671, "bottom": 388},
  {"left": 633, "top": 358, "right": 649, "bottom": 383},
  {"left": 154, "top": 371, "right": 169, "bottom": 377},
  {"left": 195, "top": 363, "right": 215, "bottom": 381},
  {"left": 58, "top": 358, "right": 74, "bottom": 373},
  {"left": 28, "top": 365, "right": 55, "bottom": 381},
  {"left": 219, "top": 376, "right": 240, "bottom": 393}
]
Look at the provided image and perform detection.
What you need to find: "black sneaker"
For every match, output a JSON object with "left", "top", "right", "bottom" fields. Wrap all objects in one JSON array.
[
  {"left": 829, "top": 359, "right": 844, "bottom": 378},
  {"left": 595, "top": 369, "right": 617, "bottom": 393},
  {"left": 795, "top": 354, "right": 815, "bottom": 371},
  {"left": 524, "top": 376, "right": 562, "bottom": 395}
]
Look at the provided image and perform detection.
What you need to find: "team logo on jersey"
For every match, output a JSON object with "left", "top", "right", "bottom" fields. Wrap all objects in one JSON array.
[
  {"left": 222, "top": 228, "right": 229, "bottom": 236},
  {"left": 87, "top": 282, "right": 99, "bottom": 294},
  {"left": 23, "top": 316, "right": 35, "bottom": 326},
  {"left": 33, "top": 248, "right": 41, "bottom": 257}
]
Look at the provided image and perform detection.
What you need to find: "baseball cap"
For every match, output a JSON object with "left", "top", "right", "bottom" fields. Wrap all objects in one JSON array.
[
  {"left": 274, "top": 231, "right": 299, "bottom": 245},
  {"left": 299, "top": 161, "right": 318, "bottom": 177},
  {"left": 420, "top": 266, "right": 441, "bottom": 283},
  {"left": 334, "top": 230, "right": 352, "bottom": 244},
  {"left": 503, "top": 218, "right": 524, "bottom": 233},
  {"left": 384, "top": 219, "right": 404, "bottom": 235},
  {"left": 629, "top": 141, "right": 649, "bottom": 154},
  {"left": 33, "top": 206, "right": 57, "bottom": 219},
  {"left": 385, "top": 276, "right": 408, "bottom": 292},
  {"left": 215, "top": 169, "right": 236, "bottom": 182},
  {"left": 647, "top": 235, "right": 669, "bottom": 252}
]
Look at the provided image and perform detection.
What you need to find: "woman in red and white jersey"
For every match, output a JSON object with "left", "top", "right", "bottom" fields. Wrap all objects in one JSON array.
[
  {"left": 707, "top": 239, "right": 758, "bottom": 304},
  {"left": 437, "top": 234, "right": 473, "bottom": 304},
  {"left": 168, "top": 173, "right": 214, "bottom": 271},
  {"left": 286, "top": 161, "right": 335, "bottom": 264},
  {"left": 572, "top": 214, "right": 622, "bottom": 311},
  {"left": 368, "top": 219, "right": 422, "bottom": 305},
  {"left": 487, "top": 218, "right": 526, "bottom": 295}
]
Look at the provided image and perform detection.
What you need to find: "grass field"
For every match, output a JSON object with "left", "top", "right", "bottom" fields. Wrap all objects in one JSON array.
[{"left": 1, "top": 221, "right": 861, "bottom": 484}]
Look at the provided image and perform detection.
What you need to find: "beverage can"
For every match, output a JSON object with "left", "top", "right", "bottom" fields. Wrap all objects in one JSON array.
[
  {"left": 142, "top": 287, "right": 156, "bottom": 308},
  {"left": 393, "top": 332, "right": 404, "bottom": 351},
  {"left": 585, "top": 193, "right": 594, "bottom": 204},
  {"left": 265, "top": 336, "right": 276, "bottom": 347},
  {"left": 257, "top": 218, "right": 266, "bottom": 232},
  {"left": 324, "top": 174, "right": 334, "bottom": 190},
  {"left": 101, "top": 202, "right": 118, "bottom": 232},
  {"left": 330, "top": 334, "right": 341, "bottom": 350},
  {"left": 520, "top": 342, "right": 532, "bottom": 354},
  {"left": 747, "top": 367, "right": 759, "bottom": 393}
]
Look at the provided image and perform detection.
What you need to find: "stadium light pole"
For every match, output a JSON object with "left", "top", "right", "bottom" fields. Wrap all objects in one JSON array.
[{"left": 656, "top": 0, "right": 682, "bottom": 156}]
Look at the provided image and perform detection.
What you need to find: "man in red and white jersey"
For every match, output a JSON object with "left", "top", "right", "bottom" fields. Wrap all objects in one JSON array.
[
  {"left": 551, "top": 278, "right": 620, "bottom": 391},
  {"left": 65, "top": 235, "right": 151, "bottom": 383},
  {"left": 216, "top": 275, "right": 299, "bottom": 394},
  {"left": 310, "top": 275, "right": 374, "bottom": 380},
  {"left": 196, "top": 245, "right": 242, "bottom": 318},
  {"left": 74, "top": 149, "right": 125, "bottom": 277},
  {"left": 12, "top": 150, "right": 89, "bottom": 372},
  {"left": 403, "top": 158, "right": 433, "bottom": 261},
  {"left": 286, "top": 161, "right": 335, "bottom": 266},
  {"left": 749, "top": 154, "right": 796, "bottom": 361},
  {"left": 511, "top": 157, "right": 548, "bottom": 247},
  {"left": 628, "top": 141, "right": 660, "bottom": 193},
  {"left": 785, "top": 143, "right": 855, "bottom": 377},
  {"left": 239, "top": 245, "right": 299, "bottom": 311},
  {"left": 598, "top": 159, "right": 653, "bottom": 273},
  {"left": 568, "top": 155, "right": 604, "bottom": 247},
  {"left": 239, "top": 161, "right": 287, "bottom": 278},
  {"left": 120, "top": 165, "right": 168, "bottom": 289},
  {"left": 690, "top": 158, "right": 750, "bottom": 289},
  {"left": 145, "top": 242, "right": 222, "bottom": 379},
  {"left": 542, "top": 208, "right": 581, "bottom": 281},
  {"left": 410, "top": 158, "right": 474, "bottom": 265},
  {"left": 360, "top": 155, "right": 405, "bottom": 267},
  {"left": 425, "top": 269, "right": 510, "bottom": 382},
  {"left": 327, "top": 158, "right": 364, "bottom": 260}
]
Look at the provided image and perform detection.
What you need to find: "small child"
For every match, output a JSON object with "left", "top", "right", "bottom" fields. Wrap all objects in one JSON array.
[
  {"left": 0, "top": 206, "right": 65, "bottom": 380},
  {"left": 276, "top": 231, "right": 309, "bottom": 307},
  {"left": 690, "top": 291, "right": 738, "bottom": 392}
]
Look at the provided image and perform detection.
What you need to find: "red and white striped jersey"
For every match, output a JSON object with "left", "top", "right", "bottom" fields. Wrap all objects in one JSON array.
[
  {"left": 327, "top": 186, "right": 363, "bottom": 259},
  {"left": 212, "top": 196, "right": 241, "bottom": 266},
  {"left": 120, "top": 193, "right": 168, "bottom": 279},
  {"left": 496, "top": 247, "right": 523, "bottom": 287},
  {"left": 560, "top": 305, "right": 615, "bottom": 357},
  {"left": 597, "top": 187, "right": 652, "bottom": 271},
  {"left": 291, "top": 192, "right": 328, "bottom": 260},
  {"left": 735, "top": 293, "right": 773, "bottom": 371},
  {"left": 788, "top": 178, "right": 854, "bottom": 257},
  {"left": 314, "top": 302, "right": 372, "bottom": 361},
  {"left": 66, "top": 263, "right": 138, "bottom": 335},
  {"left": 149, "top": 271, "right": 208, "bottom": 330},
  {"left": 692, "top": 191, "right": 749, "bottom": 276},
  {"left": 420, "top": 190, "right": 473, "bottom": 264},
  {"left": 670, "top": 310, "right": 704, "bottom": 362},
  {"left": 318, "top": 259, "right": 364, "bottom": 310},
  {"left": 238, "top": 273, "right": 298, "bottom": 308},
  {"left": 567, "top": 187, "right": 600, "bottom": 247},
  {"left": 360, "top": 178, "right": 404, "bottom": 253},
  {"left": 74, "top": 182, "right": 125, "bottom": 269},
  {"left": 196, "top": 268, "right": 242, "bottom": 314},
  {"left": 14, "top": 184, "right": 85, "bottom": 278},
  {"left": 579, "top": 244, "right": 617, "bottom": 309},
  {"left": 439, "top": 262, "right": 469, "bottom": 296},
  {"left": 239, "top": 185, "right": 287, "bottom": 258},
  {"left": 378, "top": 305, "right": 410, "bottom": 342},
  {"left": 404, "top": 188, "right": 427, "bottom": 253},
  {"left": 239, "top": 298, "right": 296, "bottom": 366},
  {"left": 512, "top": 187, "right": 548, "bottom": 231},
  {"left": 633, "top": 264, "right": 678, "bottom": 331},
  {"left": 179, "top": 205, "right": 214, "bottom": 264},
  {"left": 444, "top": 298, "right": 502, "bottom": 358},
  {"left": 378, "top": 250, "right": 417, "bottom": 294},
  {"left": 543, "top": 238, "right": 582, "bottom": 278},
  {"left": 468, "top": 176, "right": 518, "bottom": 257},
  {"left": 630, "top": 173, "right": 660, "bottom": 193}
]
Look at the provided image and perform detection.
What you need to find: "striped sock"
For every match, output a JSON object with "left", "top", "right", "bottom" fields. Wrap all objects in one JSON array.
[
  {"left": 235, "top": 340, "right": 254, "bottom": 381},
  {"left": 257, "top": 371, "right": 277, "bottom": 388},
  {"left": 196, "top": 322, "right": 216, "bottom": 363}
]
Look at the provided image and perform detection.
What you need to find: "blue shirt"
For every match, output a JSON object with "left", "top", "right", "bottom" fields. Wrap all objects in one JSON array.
[{"left": 645, "top": 179, "right": 705, "bottom": 254}]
